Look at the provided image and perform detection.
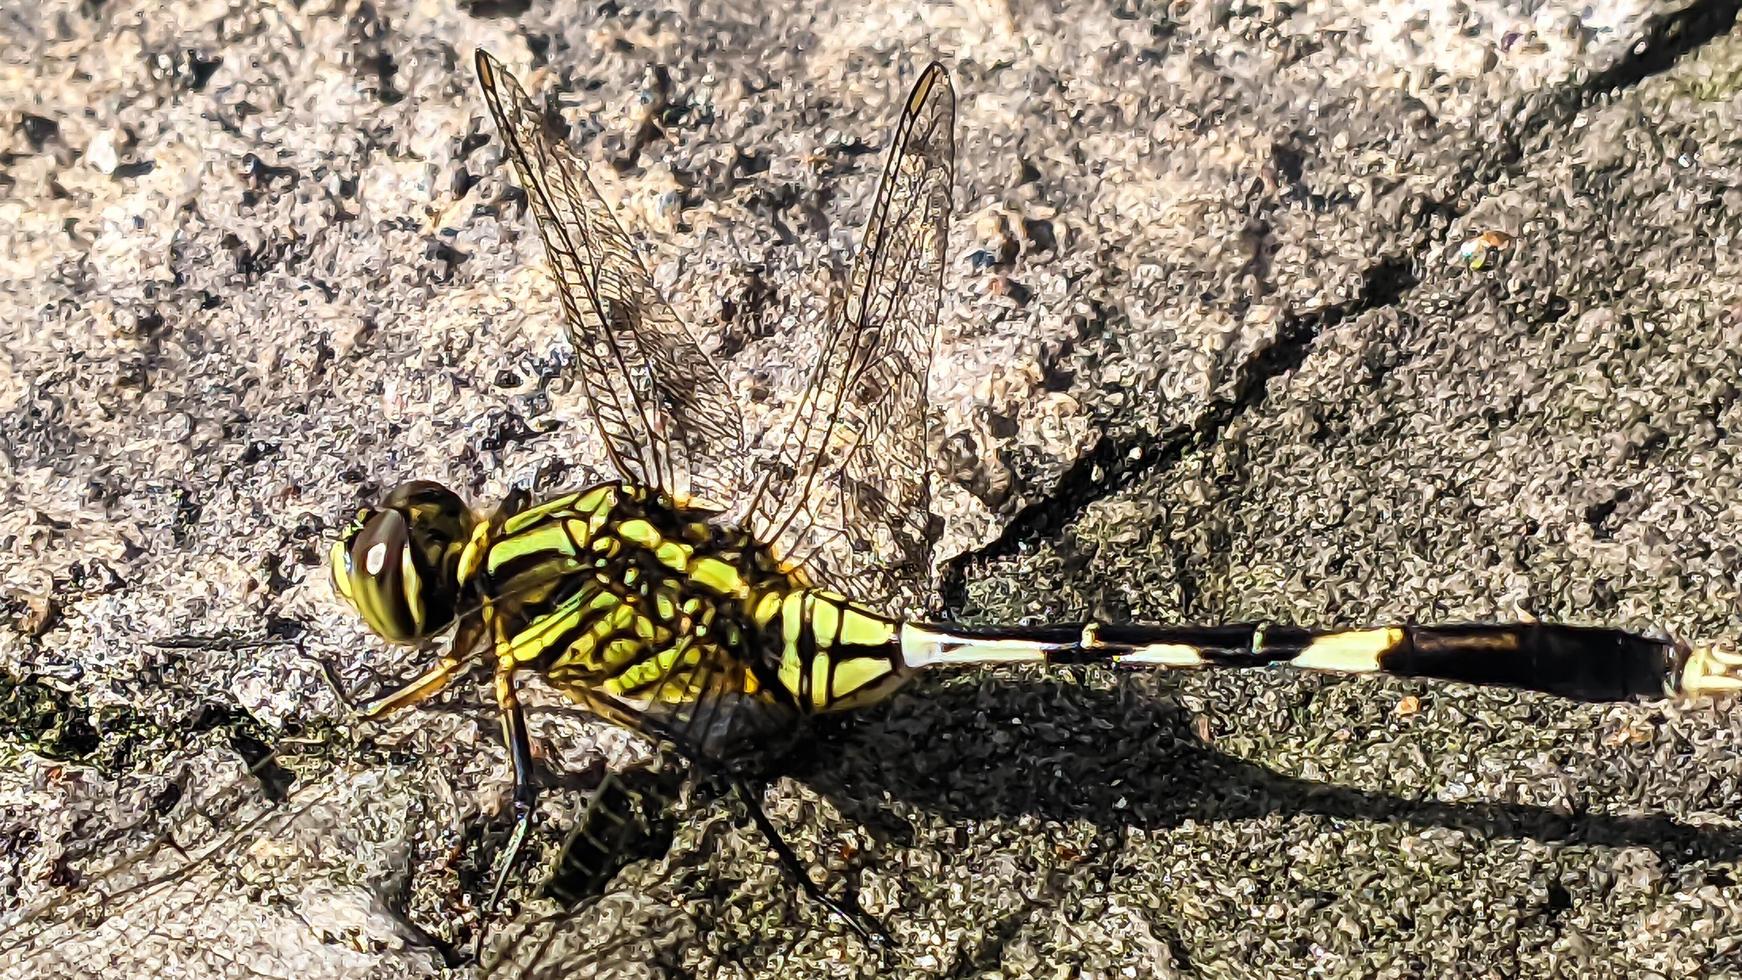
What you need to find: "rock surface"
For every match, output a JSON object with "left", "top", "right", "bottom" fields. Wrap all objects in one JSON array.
[{"left": 3, "top": 0, "right": 1741, "bottom": 977}]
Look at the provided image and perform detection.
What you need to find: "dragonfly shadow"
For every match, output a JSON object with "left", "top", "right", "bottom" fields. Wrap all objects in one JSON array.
[{"left": 790, "top": 673, "right": 1742, "bottom": 868}]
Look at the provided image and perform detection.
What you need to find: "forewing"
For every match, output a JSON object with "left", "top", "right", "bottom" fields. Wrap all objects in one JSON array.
[
  {"left": 475, "top": 50, "right": 744, "bottom": 506},
  {"left": 746, "top": 63, "right": 954, "bottom": 615}
]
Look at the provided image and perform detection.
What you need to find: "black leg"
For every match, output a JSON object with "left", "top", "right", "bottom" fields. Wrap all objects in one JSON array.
[
  {"left": 476, "top": 666, "right": 539, "bottom": 960},
  {"left": 727, "top": 773, "right": 894, "bottom": 948}
]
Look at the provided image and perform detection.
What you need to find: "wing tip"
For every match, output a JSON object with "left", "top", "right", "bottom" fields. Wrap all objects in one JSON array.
[{"left": 908, "top": 61, "right": 953, "bottom": 112}]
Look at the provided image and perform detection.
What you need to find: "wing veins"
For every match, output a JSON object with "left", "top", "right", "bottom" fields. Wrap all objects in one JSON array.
[
  {"left": 748, "top": 64, "right": 953, "bottom": 610},
  {"left": 475, "top": 50, "right": 743, "bottom": 502}
]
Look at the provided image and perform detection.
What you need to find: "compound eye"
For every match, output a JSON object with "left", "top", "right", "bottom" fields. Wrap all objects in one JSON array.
[
  {"left": 330, "top": 482, "right": 470, "bottom": 644},
  {"left": 342, "top": 507, "right": 425, "bottom": 643},
  {"left": 330, "top": 509, "right": 372, "bottom": 584}
]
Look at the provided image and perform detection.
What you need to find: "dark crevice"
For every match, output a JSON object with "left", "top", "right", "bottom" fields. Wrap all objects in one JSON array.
[
  {"left": 1581, "top": 0, "right": 1741, "bottom": 100},
  {"left": 940, "top": 256, "right": 1418, "bottom": 616},
  {"left": 938, "top": 0, "right": 1737, "bottom": 616},
  {"left": 1473, "top": 0, "right": 1740, "bottom": 184}
]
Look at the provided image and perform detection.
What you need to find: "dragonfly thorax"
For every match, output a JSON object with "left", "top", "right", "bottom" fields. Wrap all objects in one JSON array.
[
  {"left": 331, "top": 478, "right": 914, "bottom": 755},
  {"left": 471, "top": 482, "right": 795, "bottom": 614},
  {"left": 468, "top": 482, "right": 911, "bottom": 727},
  {"left": 331, "top": 480, "right": 474, "bottom": 644},
  {"left": 462, "top": 484, "right": 806, "bottom": 735}
]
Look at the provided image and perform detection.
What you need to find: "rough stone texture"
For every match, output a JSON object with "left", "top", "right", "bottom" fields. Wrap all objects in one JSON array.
[{"left": 3, "top": 0, "right": 1742, "bottom": 977}]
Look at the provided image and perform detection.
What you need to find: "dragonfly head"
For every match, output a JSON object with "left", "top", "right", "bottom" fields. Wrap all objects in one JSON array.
[{"left": 330, "top": 481, "right": 474, "bottom": 644}]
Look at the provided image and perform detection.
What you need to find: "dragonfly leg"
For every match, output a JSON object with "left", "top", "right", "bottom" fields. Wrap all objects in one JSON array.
[
  {"left": 359, "top": 617, "right": 485, "bottom": 718},
  {"left": 357, "top": 653, "right": 469, "bottom": 718},
  {"left": 727, "top": 773, "right": 894, "bottom": 948},
  {"left": 478, "top": 654, "right": 539, "bottom": 955}
]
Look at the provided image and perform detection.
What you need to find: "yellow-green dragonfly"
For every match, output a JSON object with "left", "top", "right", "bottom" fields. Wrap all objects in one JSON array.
[
  {"left": 6, "top": 46, "right": 1740, "bottom": 979},
  {"left": 330, "top": 47, "right": 1742, "bottom": 966}
]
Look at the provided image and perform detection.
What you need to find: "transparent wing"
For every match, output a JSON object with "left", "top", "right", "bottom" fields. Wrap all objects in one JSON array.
[
  {"left": 0, "top": 733, "right": 452, "bottom": 979},
  {"left": 745, "top": 63, "right": 955, "bottom": 615},
  {"left": 0, "top": 608, "right": 769, "bottom": 978},
  {"left": 0, "top": 622, "right": 527, "bottom": 979},
  {"left": 475, "top": 49, "right": 744, "bottom": 506}
]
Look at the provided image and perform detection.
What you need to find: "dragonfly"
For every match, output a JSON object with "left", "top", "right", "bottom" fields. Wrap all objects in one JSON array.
[{"left": 6, "top": 47, "right": 1742, "bottom": 979}]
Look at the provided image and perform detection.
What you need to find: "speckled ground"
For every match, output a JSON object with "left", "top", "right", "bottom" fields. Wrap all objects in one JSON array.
[{"left": 4, "top": 0, "right": 1742, "bottom": 977}]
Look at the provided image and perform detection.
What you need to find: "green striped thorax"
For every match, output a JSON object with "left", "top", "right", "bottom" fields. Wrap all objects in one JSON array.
[
  {"left": 331, "top": 480, "right": 914, "bottom": 724},
  {"left": 330, "top": 481, "right": 474, "bottom": 644}
]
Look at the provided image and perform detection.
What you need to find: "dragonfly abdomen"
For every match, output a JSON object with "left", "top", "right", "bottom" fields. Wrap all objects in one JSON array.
[
  {"left": 770, "top": 589, "right": 909, "bottom": 714},
  {"left": 900, "top": 620, "right": 1687, "bottom": 702}
]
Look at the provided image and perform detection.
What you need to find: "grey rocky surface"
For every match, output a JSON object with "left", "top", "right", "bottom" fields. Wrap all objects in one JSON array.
[{"left": 3, "top": 0, "right": 1742, "bottom": 977}]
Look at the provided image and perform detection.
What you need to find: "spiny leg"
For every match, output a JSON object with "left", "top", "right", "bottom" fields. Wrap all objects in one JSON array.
[
  {"left": 359, "top": 619, "right": 486, "bottom": 718},
  {"left": 357, "top": 654, "right": 469, "bottom": 718},
  {"left": 727, "top": 772, "right": 893, "bottom": 947},
  {"left": 625, "top": 652, "right": 893, "bottom": 948},
  {"left": 478, "top": 651, "right": 539, "bottom": 958},
  {"left": 612, "top": 648, "right": 883, "bottom": 939}
]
